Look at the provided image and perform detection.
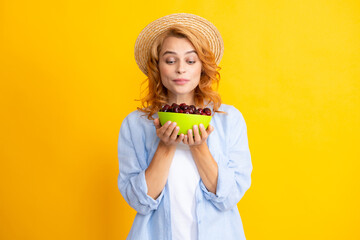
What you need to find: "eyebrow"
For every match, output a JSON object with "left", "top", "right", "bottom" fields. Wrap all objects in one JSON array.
[{"left": 162, "top": 50, "right": 197, "bottom": 56}]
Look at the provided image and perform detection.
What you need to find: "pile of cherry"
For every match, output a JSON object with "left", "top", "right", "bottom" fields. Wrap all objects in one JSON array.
[{"left": 160, "top": 103, "right": 212, "bottom": 116}]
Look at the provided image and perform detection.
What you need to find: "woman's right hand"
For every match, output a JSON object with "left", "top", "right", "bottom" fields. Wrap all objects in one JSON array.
[{"left": 154, "top": 118, "right": 185, "bottom": 146}]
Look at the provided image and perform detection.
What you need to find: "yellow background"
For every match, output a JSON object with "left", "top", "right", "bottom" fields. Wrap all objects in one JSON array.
[{"left": 1, "top": 0, "right": 359, "bottom": 239}]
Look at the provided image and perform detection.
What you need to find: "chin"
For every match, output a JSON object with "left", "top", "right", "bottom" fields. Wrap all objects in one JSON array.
[{"left": 173, "top": 88, "right": 195, "bottom": 95}]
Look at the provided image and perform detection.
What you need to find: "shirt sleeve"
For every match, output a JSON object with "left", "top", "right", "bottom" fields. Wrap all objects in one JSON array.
[
  {"left": 117, "top": 115, "right": 164, "bottom": 215},
  {"left": 200, "top": 108, "right": 253, "bottom": 211}
]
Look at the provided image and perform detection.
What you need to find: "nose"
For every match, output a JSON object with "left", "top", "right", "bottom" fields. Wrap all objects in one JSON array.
[{"left": 176, "top": 61, "right": 186, "bottom": 74}]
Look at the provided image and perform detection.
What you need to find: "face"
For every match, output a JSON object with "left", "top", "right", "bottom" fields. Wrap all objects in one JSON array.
[{"left": 158, "top": 36, "right": 202, "bottom": 104}]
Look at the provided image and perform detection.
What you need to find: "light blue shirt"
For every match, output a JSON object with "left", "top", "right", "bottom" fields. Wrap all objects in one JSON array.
[{"left": 117, "top": 104, "right": 253, "bottom": 240}]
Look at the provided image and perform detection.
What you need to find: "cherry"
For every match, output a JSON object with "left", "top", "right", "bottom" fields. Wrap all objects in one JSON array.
[
  {"left": 171, "top": 103, "right": 179, "bottom": 111},
  {"left": 159, "top": 103, "right": 212, "bottom": 116},
  {"left": 203, "top": 108, "right": 211, "bottom": 113},
  {"left": 173, "top": 106, "right": 181, "bottom": 113},
  {"left": 162, "top": 104, "right": 171, "bottom": 112}
]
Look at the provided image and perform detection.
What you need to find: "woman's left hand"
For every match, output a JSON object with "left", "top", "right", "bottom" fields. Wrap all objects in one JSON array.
[{"left": 183, "top": 123, "right": 214, "bottom": 147}]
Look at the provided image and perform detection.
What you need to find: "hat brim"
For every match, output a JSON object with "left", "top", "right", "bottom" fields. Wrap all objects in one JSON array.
[{"left": 134, "top": 13, "right": 224, "bottom": 76}]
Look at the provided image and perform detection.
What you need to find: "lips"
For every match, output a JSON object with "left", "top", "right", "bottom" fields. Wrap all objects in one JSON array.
[{"left": 173, "top": 79, "right": 189, "bottom": 85}]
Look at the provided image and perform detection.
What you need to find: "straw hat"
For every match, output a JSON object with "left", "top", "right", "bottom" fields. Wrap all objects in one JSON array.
[{"left": 134, "top": 13, "right": 224, "bottom": 76}]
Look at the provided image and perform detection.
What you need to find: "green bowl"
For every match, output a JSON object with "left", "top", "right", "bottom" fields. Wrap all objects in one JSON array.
[{"left": 158, "top": 112, "right": 212, "bottom": 135}]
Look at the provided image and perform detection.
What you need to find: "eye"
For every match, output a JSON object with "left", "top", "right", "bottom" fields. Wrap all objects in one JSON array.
[
  {"left": 188, "top": 60, "right": 196, "bottom": 64},
  {"left": 165, "top": 59, "right": 176, "bottom": 64}
]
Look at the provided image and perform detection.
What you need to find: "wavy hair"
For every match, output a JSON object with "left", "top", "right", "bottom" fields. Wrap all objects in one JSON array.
[{"left": 137, "top": 25, "right": 223, "bottom": 119}]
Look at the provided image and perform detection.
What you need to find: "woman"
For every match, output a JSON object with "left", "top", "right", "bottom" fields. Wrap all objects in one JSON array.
[{"left": 117, "top": 13, "right": 252, "bottom": 240}]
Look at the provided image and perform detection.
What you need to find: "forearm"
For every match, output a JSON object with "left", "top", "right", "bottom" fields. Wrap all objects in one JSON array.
[
  {"left": 145, "top": 141, "right": 176, "bottom": 200},
  {"left": 190, "top": 143, "right": 218, "bottom": 194}
]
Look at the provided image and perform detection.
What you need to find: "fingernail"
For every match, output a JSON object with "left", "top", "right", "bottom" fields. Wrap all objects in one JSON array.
[
  {"left": 172, "top": 122, "right": 177, "bottom": 126},
  {"left": 167, "top": 121, "right": 171, "bottom": 125},
  {"left": 199, "top": 123, "right": 204, "bottom": 128},
  {"left": 175, "top": 126, "right": 179, "bottom": 130}
]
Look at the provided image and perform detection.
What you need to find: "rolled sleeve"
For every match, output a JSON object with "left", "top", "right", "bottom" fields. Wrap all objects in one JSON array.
[
  {"left": 117, "top": 115, "right": 163, "bottom": 215},
  {"left": 200, "top": 153, "right": 236, "bottom": 201},
  {"left": 120, "top": 169, "right": 164, "bottom": 215},
  {"left": 200, "top": 108, "right": 253, "bottom": 211}
]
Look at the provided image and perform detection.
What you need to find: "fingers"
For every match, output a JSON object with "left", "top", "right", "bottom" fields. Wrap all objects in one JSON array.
[
  {"left": 164, "top": 122, "right": 177, "bottom": 137},
  {"left": 176, "top": 133, "right": 185, "bottom": 143},
  {"left": 193, "top": 125, "right": 201, "bottom": 142},
  {"left": 187, "top": 129, "right": 194, "bottom": 145},
  {"left": 170, "top": 125, "right": 180, "bottom": 141},
  {"left": 206, "top": 124, "right": 214, "bottom": 135},
  {"left": 183, "top": 124, "right": 214, "bottom": 146},
  {"left": 155, "top": 120, "right": 183, "bottom": 145},
  {"left": 199, "top": 124, "right": 209, "bottom": 139},
  {"left": 183, "top": 134, "right": 188, "bottom": 144},
  {"left": 157, "top": 121, "right": 171, "bottom": 136},
  {"left": 155, "top": 120, "right": 214, "bottom": 146},
  {"left": 153, "top": 118, "right": 161, "bottom": 129}
]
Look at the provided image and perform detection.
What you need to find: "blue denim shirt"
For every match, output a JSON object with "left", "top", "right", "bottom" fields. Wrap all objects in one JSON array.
[{"left": 117, "top": 104, "right": 253, "bottom": 240}]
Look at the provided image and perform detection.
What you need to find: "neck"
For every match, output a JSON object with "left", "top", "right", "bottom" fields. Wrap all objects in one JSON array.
[{"left": 167, "top": 92, "right": 195, "bottom": 105}]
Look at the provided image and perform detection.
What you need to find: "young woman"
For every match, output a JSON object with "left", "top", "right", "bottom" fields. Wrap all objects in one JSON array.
[{"left": 117, "top": 13, "right": 253, "bottom": 240}]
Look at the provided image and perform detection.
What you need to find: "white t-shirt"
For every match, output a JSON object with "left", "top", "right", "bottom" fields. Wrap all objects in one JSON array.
[{"left": 168, "top": 141, "right": 200, "bottom": 240}]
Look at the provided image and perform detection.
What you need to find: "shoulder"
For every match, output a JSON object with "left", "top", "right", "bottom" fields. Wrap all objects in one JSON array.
[
  {"left": 217, "top": 103, "right": 245, "bottom": 121},
  {"left": 122, "top": 109, "right": 154, "bottom": 126},
  {"left": 212, "top": 103, "right": 248, "bottom": 136},
  {"left": 123, "top": 109, "right": 146, "bottom": 121},
  {"left": 218, "top": 103, "right": 240, "bottom": 113},
  {"left": 208, "top": 104, "right": 248, "bottom": 149},
  {"left": 119, "top": 109, "right": 156, "bottom": 139}
]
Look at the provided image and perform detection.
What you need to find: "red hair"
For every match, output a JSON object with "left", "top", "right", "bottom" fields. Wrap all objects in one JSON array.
[{"left": 137, "top": 25, "right": 223, "bottom": 119}]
